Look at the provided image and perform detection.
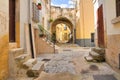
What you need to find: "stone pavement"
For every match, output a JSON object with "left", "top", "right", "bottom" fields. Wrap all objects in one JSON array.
[
  {"left": 35, "top": 45, "right": 120, "bottom": 80},
  {"left": 13, "top": 44, "right": 120, "bottom": 80}
]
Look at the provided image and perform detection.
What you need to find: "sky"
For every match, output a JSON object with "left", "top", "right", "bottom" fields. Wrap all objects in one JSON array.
[{"left": 51, "top": 0, "right": 75, "bottom": 8}]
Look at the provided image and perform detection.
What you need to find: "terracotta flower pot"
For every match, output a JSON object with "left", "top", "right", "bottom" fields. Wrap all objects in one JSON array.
[
  {"left": 37, "top": 5, "right": 42, "bottom": 10},
  {"left": 37, "top": 3, "right": 42, "bottom": 10}
]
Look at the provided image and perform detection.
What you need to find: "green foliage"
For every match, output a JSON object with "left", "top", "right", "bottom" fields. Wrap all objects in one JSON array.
[
  {"left": 38, "top": 3, "right": 41, "bottom": 5},
  {"left": 38, "top": 25, "right": 44, "bottom": 32},
  {"left": 48, "top": 18, "right": 53, "bottom": 23},
  {"left": 51, "top": 32, "right": 56, "bottom": 43},
  {"left": 38, "top": 25, "right": 44, "bottom": 37}
]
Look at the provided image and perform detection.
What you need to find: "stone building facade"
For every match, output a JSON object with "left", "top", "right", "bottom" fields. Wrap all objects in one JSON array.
[
  {"left": 76, "top": 0, "right": 95, "bottom": 47},
  {"left": 50, "top": 6, "right": 75, "bottom": 43},
  {"left": 0, "top": 0, "right": 9, "bottom": 79},
  {"left": 93, "top": 0, "right": 120, "bottom": 72},
  {"left": 0, "top": 0, "right": 38, "bottom": 79}
]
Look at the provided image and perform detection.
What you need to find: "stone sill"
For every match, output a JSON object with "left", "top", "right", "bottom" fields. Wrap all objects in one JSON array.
[{"left": 111, "top": 16, "right": 120, "bottom": 24}]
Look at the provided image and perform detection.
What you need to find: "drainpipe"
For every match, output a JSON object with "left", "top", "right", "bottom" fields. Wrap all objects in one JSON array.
[
  {"left": 28, "top": 0, "right": 35, "bottom": 58},
  {"left": 119, "top": 54, "right": 120, "bottom": 69}
]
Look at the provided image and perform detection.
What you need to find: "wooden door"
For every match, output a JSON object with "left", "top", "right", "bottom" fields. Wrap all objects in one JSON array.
[
  {"left": 9, "top": 0, "right": 15, "bottom": 42},
  {"left": 97, "top": 5, "right": 105, "bottom": 48}
]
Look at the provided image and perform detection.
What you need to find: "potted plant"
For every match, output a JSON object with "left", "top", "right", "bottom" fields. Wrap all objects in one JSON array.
[
  {"left": 37, "top": 3, "right": 42, "bottom": 10},
  {"left": 39, "top": 25, "right": 44, "bottom": 37},
  {"left": 39, "top": 33, "right": 44, "bottom": 37},
  {"left": 48, "top": 18, "right": 53, "bottom": 23}
]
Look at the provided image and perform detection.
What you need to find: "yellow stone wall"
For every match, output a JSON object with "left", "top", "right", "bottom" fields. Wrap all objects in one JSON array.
[
  {"left": 0, "top": 0, "right": 9, "bottom": 79},
  {"left": 76, "top": 0, "right": 94, "bottom": 39},
  {"left": 56, "top": 23, "right": 71, "bottom": 43},
  {"left": 0, "top": 35, "right": 9, "bottom": 80}
]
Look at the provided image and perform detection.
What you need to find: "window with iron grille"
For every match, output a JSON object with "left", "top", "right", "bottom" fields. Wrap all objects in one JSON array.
[
  {"left": 32, "top": 3, "right": 39, "bottom": 23},
  {"left": 116, "top": 0, "right": 120, "bottom": 17}
]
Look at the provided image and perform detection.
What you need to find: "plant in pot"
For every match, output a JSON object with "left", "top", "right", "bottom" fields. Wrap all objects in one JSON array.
[
  {"left": 37, "top": 3, "right": 42, "bottom": 10},
  {"left": 39, "top": 25, "right": 44, "bottom": 37},
  {"left": 48, "top": 18, "right": 53, "bottom": 23}
]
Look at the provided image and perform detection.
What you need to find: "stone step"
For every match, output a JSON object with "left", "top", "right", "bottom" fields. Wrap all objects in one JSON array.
[
  {"left": 23, "top": 59, "right": 37, "bottom": 69},
  {"left": 89, "top": 51, "right": 100, "bottom": 57},
  {"left": 50, "top": 44, "right": 54, "bottom": 47},
  {"left": 9, "top": 48, "right": 24, "bottom": 57},
  {"left": 32, "top": 61, "right": 45, "bottom": 71},
  {"left": 89, "top": 51, "right": 105, "bottom": 62},
  {"left": 42, "top": 38, "right": 47, "bottom": 41},
  {"left": 9, "top": 42, "right": 17, "bottom": 49},
  {"left": 91, "top": 47, "right": 105, "bottom": 54},
  {"left": 15, "top": 54, "right": 30, "bottom": 63},
  {"left": 84, "top": 56, "right": 94, "bottom": 62},
  {"left": 47, "top": 40, "right": 51, "bottom": 44},
  {"left": 26, "top": 61, "right": 45, "bottom": 77}
]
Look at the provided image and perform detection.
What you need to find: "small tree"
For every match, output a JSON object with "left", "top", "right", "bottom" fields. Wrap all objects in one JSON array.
[{"left": 51, "top": 32, "right": 56, "bottom": 43}]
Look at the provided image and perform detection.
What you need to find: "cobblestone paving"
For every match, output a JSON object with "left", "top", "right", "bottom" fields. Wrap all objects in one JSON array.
[
  {"left": 14, "top": 44, "right": 120, "bottom": 80},
  {"left": 35, "top": 45, "right": 120, "bottom": 80}
]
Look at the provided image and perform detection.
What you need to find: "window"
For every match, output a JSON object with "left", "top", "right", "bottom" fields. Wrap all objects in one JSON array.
[
  {"left": 116, "top": 0, "right": 120, "bottom": 17},
  {"left": 32, "top": 3, "right": 39, "bottom": 22},
  {"left": 64, "top": 25, "right": 67, "bottom": 30}
]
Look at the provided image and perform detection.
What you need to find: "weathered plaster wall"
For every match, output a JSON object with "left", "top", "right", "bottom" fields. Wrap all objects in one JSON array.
[
  {"left": 79, "top": 0, "right": 94, "bottom": 39},
  {"left": 76, "top": 0, "right": 94, "bottom": 46},
  {"left": 104, "top": 0, "right": 120, "bottom": 70},
  {"left": 20, "top": 0, "right": 29, "bottom": 50},
  {"left": 104, "top": 0, "right": 120, "bottom": 35},
  {"left": 34, "top": 29, "right": 55, "bottom": 55},
  {"left": 94, "top": 0, "right": 120, "bottom": 70},
  {"left": 106, "top": 34, "right": 120, "bottom": 70},
  {"left": 51, "top": 6, "right": 74, "bottom": 24},
  {"left": 0, "top": 0, "right": 9, "bottom": 79}
]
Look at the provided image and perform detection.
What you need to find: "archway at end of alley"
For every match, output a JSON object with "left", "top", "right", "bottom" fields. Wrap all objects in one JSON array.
[{"left": 51, "top": 17, "right": 74, "bottom": 44}]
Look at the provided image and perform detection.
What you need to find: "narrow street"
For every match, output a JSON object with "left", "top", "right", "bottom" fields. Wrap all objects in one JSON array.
[
  {"left": 16, "top": 44, "right": 120, "bottom": 80},
  {"left": 1, "top": 0, "right": 120, "bottom": 80}
]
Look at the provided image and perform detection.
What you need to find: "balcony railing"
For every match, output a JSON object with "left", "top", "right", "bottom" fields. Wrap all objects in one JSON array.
[{"left": 38, "top": 25, "right": 56, "bottom": 43}]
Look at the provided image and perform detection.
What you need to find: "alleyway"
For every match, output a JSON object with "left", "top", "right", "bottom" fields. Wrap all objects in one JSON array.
[
  {"left": 16, "top": 44, "right": 120, "bottom": 80},
  {"left": 1, "top": 0, "right": 120, "bottom": 80}
]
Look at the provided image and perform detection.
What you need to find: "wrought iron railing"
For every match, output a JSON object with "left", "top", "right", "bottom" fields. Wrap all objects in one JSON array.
[
  {"left": 38, "top": 25, "right": 55, "bottom": 43},
  {"left": 38, "top": 25, "right": 56, "bottom": 53}
]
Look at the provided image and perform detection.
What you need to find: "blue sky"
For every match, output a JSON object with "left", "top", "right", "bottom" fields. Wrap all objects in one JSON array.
[{"left": 51, "top": 0, "right": 75, "bottom": 8}]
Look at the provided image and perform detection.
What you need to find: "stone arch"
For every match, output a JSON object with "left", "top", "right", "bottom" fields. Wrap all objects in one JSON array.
[
  {"left": 51, "top": 17, "right": 74, "bottom": 43},
  {"left": 51, "top": 17, "right": 73, "bottom": 33}
]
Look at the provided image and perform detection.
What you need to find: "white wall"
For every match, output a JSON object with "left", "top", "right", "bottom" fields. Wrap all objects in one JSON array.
[
  {"left": 20, "top": 0, "right": 29, "bottom": 50},
  {"left": 0, "top": 0, "right": 9, "bottom": 36},
  {"left": 104, "top": 0, "right": 120, "bottom": 35}
]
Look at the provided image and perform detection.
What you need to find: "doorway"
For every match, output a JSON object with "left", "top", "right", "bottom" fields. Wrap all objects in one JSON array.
[
  {"left": 9, "top": 0, "right": 16, "bottom": 42},
  {"left": 97, "top": 5, "right": 105, "bottom": 48}
]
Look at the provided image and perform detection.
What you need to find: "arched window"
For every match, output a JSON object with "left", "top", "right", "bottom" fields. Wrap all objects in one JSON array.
[{"left": 116, "top": 0, "right": 120, "bottom": 17}]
